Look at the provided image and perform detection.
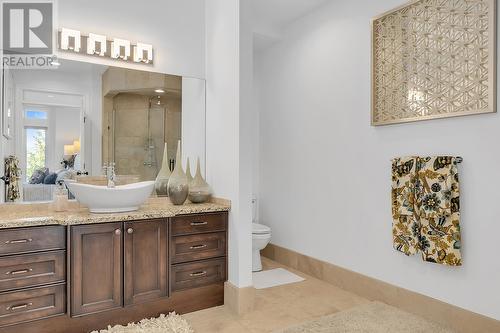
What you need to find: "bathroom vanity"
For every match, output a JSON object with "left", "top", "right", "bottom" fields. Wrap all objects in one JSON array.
[{"left": 0, "top": 202, "right": 229, "bottom": 333}]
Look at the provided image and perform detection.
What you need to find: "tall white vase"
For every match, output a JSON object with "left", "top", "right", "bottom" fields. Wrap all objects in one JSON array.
[
  {"left": 154, "top": 143, "right": 171, "bottom": 196},
  {"left": 167, "top": 140, "right": 189, "bottom": 205}
]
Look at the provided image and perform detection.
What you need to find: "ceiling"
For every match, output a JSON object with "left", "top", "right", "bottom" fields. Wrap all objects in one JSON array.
[{"left": 251, "top": 0, "right": 329, "bottom": 51}]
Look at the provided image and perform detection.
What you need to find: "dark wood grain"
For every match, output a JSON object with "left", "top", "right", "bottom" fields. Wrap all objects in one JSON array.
[
  {"left": 171, "top": 257, "right": 226, "bottom": 292},
  {"left": 124, "top": 219, "right": 168, "bottom": 305},
  {"left": 0, "top": 283, "right": 223, "bottom": 333},
  {"left": 0, "top": 226, "right": 66, "bottom": 256},
  {"left": 170, "top": 212, "right": 227, "bottom": 236},
  {"left": 0, "top": 250, "right": 66, "bottom": 292},
  {"left": 171, "top": 232, "right": 226, "bottom": 264},
  {"left": 70, "top": 223, "right": 123, "bottom": 316},
  {"left": 0, "top": 283, "right": 66, "bottom": 327}
]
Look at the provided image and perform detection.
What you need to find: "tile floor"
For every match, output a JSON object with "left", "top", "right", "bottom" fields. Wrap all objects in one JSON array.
[{"left": 183, "top": 257, "right": 370, "bottom": 332}]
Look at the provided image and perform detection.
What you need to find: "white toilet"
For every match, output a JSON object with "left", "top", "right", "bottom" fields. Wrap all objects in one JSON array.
[{"left": 252, "top": 223, "right": 271, "bottom": 272}]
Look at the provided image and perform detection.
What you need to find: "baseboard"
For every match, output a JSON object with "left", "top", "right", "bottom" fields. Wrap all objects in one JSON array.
[
  {"left": 262, "top": 243, "right": 500, "bottom": 333},
  {"left": 224, "top": 281, "right": 255, "bottom": 315}
]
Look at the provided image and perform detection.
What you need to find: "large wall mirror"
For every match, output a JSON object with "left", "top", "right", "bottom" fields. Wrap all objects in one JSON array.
[{"left": 4, "top": 59, "right": 205, "bottom": 202}]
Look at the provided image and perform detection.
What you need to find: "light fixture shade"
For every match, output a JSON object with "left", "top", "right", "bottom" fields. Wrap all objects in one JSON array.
[
  {"left": 60, "top": 28, "right": 81, "bottom": 52},
  {"left": 111, "top": 38, "right": 131, "bottom": 60},
  {"left": 133, "top": 43, "right": 153, "bottom": 63},
  {"left": 64, "top": 144, "right": 75, "bottom": 155},
  {"left": 73, "top": 140, "right": 81, "bottom": 153},
  {"left": 87, "top": 33, "right": 107, "bottom": 56}
]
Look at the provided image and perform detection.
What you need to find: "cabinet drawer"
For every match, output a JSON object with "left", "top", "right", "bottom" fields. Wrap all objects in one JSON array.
[
  {"left": 0, "top": 251, "right": 66, "bottom": 292},
  {"left": 171, "top": 258, "right": 226, "bottom": 292},
  {"left": 0, "top": 226, "right": 66, "bottom": 256},
  {"left": 0, "top": 283, "right": 66, "bottom": 327},
  {"left": 171, "top": 213, "right": 227, "bottom": 236},
  {"left": 171, "top": 232, "right": 226, "bottom": 264}
]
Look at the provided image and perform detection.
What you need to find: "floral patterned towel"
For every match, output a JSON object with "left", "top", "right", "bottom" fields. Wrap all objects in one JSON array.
[
  {"left": 4, "top": 156, "right": 21, "bottom": 202},
  {"left": 392, "top": 156, "right": 462, "bottom": 266},
  {"left": 391, "top": 156, "right": 417, "bottom": 217}
]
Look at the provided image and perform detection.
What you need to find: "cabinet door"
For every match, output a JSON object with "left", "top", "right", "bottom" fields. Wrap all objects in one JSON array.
[
  {"left": 71, "top": 223, "right": 123, "bottom": 316},
  {"left": 124, "top": 219, "right": 167, "bottom": 305}
]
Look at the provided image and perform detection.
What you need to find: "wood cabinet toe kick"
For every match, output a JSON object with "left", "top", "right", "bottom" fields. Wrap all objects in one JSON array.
[{"left": 0, "top": 211, "right": 228, "bottom": 332}]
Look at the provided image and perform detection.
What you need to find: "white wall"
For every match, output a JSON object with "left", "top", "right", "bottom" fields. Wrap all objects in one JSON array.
[
  {"left": 52, "top": 106, "right": 81, "bottom": 171},
  {"left": 256, "top": 0, "right": 500, "bottom": 321},
  {"left": 57, "top": 0, "right": 205, "bottom": 79},
  {"left": 205, "top": 0, "right": 253, "bottom": 288},
  {"left": 182, "top": 78, "right": 206, "bottom": 174}
]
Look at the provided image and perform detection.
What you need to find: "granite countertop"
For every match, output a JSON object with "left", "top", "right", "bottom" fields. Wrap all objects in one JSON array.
[{"left": 0, "top": 197, "right": 230, "bottom": 229}]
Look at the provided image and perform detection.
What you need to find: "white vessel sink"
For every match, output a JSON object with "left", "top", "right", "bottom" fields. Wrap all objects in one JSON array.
[{"left": 66, "top": 181, "right": 155, "bottom": 213}]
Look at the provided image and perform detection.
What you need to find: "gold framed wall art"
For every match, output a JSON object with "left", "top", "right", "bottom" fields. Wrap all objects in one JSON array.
[{"left": 371, "top": 0, "right": 496, "bottom": 126}]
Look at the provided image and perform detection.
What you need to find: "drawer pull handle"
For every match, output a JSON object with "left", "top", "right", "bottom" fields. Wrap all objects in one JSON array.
[
  {"left": 190, "top": 244, "right": 207, "bottom": 250},
  {"left": 5, "top": 238, "right": 33, "bottom": 244},
  {"left": 115, "top": 229, "right": 121, "bottom": 235},
  {"left": 190, "top": 221, "right": 208, "bottom": 226},
  {"left": 190, "top": 271, "right": 207, "bottom": 277},
  {"left": 6, "top": 268, "right": 33, "bottom": 275},
  {"left": 7, "top": 302, "right": 33, "bottom": 311},
  {"left": 127, "top": 228, "right": 134, "bottom": 234}
]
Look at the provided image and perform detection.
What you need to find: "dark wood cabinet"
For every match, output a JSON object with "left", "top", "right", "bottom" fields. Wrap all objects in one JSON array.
[
  {"left": 0, "top": 283, "right": 66, "bottom": 327},
  {"left": 0, "top": 251, "right": 66, "bottom": 292},
  {"left": 171, "top": 232, "right": 226, "bottom": 264},
  {"left": 0, "top": 211, "right": 228, "bottom": 333},
  {"left": 70, "top": 223, "right": 123, "bottom": 316},
  {"left": 0, "top": 226, "right": 65, "bottom": 256},
  {"left": 124, "top": 219, "right": 168, "bottom": 305}
]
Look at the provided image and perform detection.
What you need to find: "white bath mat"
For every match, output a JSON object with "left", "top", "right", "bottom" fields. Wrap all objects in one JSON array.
[{"left": 253, "top": 268, "right": 305, "bottom": 289}]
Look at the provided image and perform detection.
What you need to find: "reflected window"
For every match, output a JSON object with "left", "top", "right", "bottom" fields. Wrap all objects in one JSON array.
[
  {"left": 25, "top": 127, "right": 47, "bottom": 181},
  {"left": 25, "top": 110, "right": 48, "bottom": 119}
]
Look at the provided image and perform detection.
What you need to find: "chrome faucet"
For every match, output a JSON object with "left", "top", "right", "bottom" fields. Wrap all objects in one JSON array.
[{"left": 103, "top": 163, "right": 116, "bottom": 188}]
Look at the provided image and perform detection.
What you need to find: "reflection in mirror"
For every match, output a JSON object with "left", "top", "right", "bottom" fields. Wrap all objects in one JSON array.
[
  {"left": 2, "top": 59, "right": 206, "bottom": 203},
  {"left": 101, "top": 68, "right": 182, "bottom": 182}
]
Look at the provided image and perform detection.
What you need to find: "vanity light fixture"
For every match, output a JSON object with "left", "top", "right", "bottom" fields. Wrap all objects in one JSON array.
[
  {"left": 60, "top": 28, "right": 81, "bottom": 52},
  {"left": 87, "top": 33, "right": 107, "bottom": 56},
  {"left": 111, "top": 38, "right": 131, "bottom": 60},
  {"left": 58, "top": 28, "right": 154, "bottom": 64}
]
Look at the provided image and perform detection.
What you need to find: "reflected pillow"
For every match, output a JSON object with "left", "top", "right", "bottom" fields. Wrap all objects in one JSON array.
[
  {"left": 29, "top": 168, "right": 49, "bottom": 184},
  {"left": 43, "top": 172, "right": 58, "bottom": 184}
]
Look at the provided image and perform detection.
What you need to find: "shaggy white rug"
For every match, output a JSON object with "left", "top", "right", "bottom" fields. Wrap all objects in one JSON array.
[{"left": 91, "top": 312, "right": 194, "bottom": 333}]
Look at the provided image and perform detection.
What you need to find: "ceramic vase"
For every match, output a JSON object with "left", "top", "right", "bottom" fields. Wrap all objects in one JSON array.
[
  {"left": 186, "top": 157, "right": 193, "bottom": 185},
  {"left": 167, "top": 140, "right": 189, "bottom": 205},
  {"left": 188, "top": 157, "right": 212, "bottom": 204},
  {"left": 155, "top": 143, "right": 171, "bottom": 196}
]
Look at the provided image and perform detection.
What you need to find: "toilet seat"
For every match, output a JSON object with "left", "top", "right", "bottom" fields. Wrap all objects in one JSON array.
[{"left": 252, "top": 223, "right": 271, "bottom": 235}]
